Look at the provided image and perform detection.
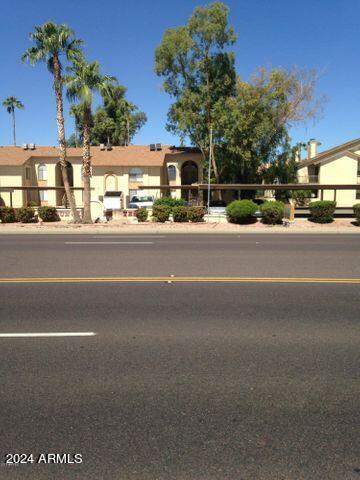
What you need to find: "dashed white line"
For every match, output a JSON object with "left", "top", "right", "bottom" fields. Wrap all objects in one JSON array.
[
  {"left": 0, "top": 332, "right": 97, "bottom": 338},
  {"left": 65, "top": 241, "right": 154, "bottom": 245}
]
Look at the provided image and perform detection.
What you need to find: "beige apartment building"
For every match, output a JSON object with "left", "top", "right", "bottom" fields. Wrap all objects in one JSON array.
[
  {"left": 297, "top": 138, "right": 360, "bottom": 206},
  {"left": 0, "top": 144, "right": 203, "bottom": 215}
]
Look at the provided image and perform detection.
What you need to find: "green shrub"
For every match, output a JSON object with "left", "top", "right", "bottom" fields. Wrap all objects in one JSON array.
[
  {"left": 153, "top": 197, "right": 185, "bottom": 209},
  {"left": 260, "top": 201, "right": 284, "bottom": 225},
  {"left": 152, "top": 204, "right": 171, "bottom": 222},
  {"left": 309, "top": 200, "right": 336, "bottom": 223},
  {"left": 135, "top": 207, "right": 148, "bottom": 222},
  {"left": 172, "top": 206, "right": 188, "bottom": 222},
  {"left": 38, "top": 206, "right": 60, "bottom": 222},
  {"left": 0, "top": 207, "right": 16, "bottom": 223},
  {"left": 292, "top": 190, "right": 312, "bottom": 207},
  {"left": 188, "top": 206, "right": 205, "bottom": 223},
  {"left": 226, "top": 200, "right": 257, "bottom": 224},
  {"left": 353, "top": 203, "right": 360, "bottom": 224},
  {"left": 15, "top": 207, "right": 36, "bottom": 223}
]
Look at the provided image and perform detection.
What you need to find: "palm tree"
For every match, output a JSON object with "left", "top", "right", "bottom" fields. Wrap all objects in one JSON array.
[
  {"left": 69, "top": 104, "right": 83, "bottom": 148},
  {"left": 22, "top": 22, "right": 83, "bottom": 223},
  {"left": 65, "top": 59, "right": 117, "bottom": 223},
  {"left": 2, "top": 97, "right": 24, "bottom": 146}
]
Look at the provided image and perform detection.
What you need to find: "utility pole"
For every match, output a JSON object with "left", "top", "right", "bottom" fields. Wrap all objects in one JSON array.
[{"left": 207, "top": 125, "right": 213, "bottom": 213}]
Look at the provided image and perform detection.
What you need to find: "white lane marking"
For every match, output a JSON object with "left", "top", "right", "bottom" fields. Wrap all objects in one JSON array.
[
  {"left": 0, "top": 332, "right": 96, "bottom": 338},
  {"left": 65, "top": 241, "right": 154, "bottom": 245},
  {"left": 92, "top": 236, "right": 165, "bottom": 239}
]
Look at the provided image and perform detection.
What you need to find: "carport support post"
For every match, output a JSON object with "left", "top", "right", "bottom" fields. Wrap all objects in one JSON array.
[{"left": 207, "top": 125, "right": 213, "bottom": 213}]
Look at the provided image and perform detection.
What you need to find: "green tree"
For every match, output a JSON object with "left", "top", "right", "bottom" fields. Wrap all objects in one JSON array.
[
  {"left": 22, "top": 21, "right": 83, "bottom": 222},
  {"left": 155, "top": 1, "right": 236, "bottom": 183},
  {"left": 95, "top": 85, "right": 147, "bottom": 145},
  {"left": 65, "top": 58, "right": 117, "bottom": 223},
  {"left": 216, "top": 68, "right": 324, "bottom": 191},
  {"left": 2, "top": 97, "right": 24, "bottom": 146}
]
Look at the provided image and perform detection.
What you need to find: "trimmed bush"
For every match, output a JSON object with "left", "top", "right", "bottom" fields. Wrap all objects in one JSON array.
[
  {"left": 15, "top": 207, "right": 36, "bottom": 223},
  {"left": 38, "top": 206, "right": 60, "bottom": 222},
  {"left": 172, "top": 206, "right": 188, "bottom": 222},
  {"left": 0, "top": 207, "right": 16, "bottom": 223},
  {"left": 260, "top": 201, "right": 284, "bottom": 225},
  {"left": 188, "top": 206, "right": 205, "bottom": 223},
  {"left": 135, "top": 207, "right": 148, "bottom": 222},
  {"left": 353, "top": 203, "right": 360, "bottom": 224},
  {"left": 152, "top": 204, "right": 171, "bottom": 223},
  {"left": 226, "top": 200, "right": 257, "bottom": 224},
  {"left": 292, "top": 190, "right": 312, "bottom": 207},
  {"left": 153, "top": 197, "right": 185, "bottom": 209},
  {"left": 309, "top": 200, "right": 336, "bottom": 223}
]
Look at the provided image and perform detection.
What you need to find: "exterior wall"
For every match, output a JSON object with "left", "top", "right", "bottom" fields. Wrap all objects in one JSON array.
[
  {"left": 318, "top": 155, "right": 359, "bottom": 206},
  {"left": 91, "top": 166, "right": 162, "bottom": 209},
  {"left": 0, "top": 151, "right": 203, "bottom": 211},
  {"left": 165, "top": 153, "right": 203, "bottom": 200},
  {"left": 0, "top": 166, "right": 24, "bottom": 207}
]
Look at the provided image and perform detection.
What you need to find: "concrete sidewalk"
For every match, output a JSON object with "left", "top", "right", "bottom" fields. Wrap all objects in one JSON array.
[{"left": 0, "top": 218, "right": 360, "bottom": 234}]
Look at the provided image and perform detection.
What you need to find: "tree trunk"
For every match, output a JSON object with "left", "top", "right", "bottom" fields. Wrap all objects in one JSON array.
[
  {"left": 12, "top": 109, "right": 16, "bottom": 146},
  {"left": 53, "top": 54, "right": 81, "bottom": 223},
  {"left": 82, "top": 105, "right": 92, "bottom": 224}
]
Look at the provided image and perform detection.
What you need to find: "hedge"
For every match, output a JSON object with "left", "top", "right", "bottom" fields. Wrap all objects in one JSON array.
[
  {"left": 260, "top": 201, "right": 284, "bottom": 225},
  {"left": 135, "top": 207, "right": 148, "bottom": 222},
  {"left": 226, "top": 200, "right": 257, "bottom": 224},
  {"left": 0, "top": 207, "right": 16, "bottom": 223},
  {"left": 309, "top": 200, "right": 336, "bottom": 223},
  {"left": 38, "top": 206, "right": 60, "bottom": 222},
  {"left": 172, "top": 206, "right": 188, "bottom": 222},
  {"left": 353, "top": 203, "right": 360, "bottom": 224},
  {"left": 152, "top": 204, "right": 171, "bottom": 222},
  {"left": 15, "top": 207, "right": 36, "bottom": 223},
  {"left": 153, "top": 197, "right": 185, "bottom": 209},
  {"left": 188, "top": 206, "right": 205, "bottom": 223}
]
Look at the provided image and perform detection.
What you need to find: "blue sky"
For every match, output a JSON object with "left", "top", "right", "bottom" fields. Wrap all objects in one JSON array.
[{"left": 0, "top": 0, "right": 358, "bottom": 152}]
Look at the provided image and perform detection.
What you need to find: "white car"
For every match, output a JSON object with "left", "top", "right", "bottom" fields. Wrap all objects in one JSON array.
[{"left": 128, "top": 195, "right": 154, "bottom": 209}]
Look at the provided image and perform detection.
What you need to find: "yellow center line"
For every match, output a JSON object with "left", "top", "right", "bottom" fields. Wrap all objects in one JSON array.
[{"left": 0, "top": 277, "right": 359, "bottom": 284}]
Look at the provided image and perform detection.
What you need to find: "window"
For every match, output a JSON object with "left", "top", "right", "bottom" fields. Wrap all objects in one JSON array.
[
  {"left": 25, "top": 167, "right": 30, "bottom": 180},
  {"left": 129, "top": 168, "right": 143, "bottom": 183},
  {"left": 38, "top": 163, "right": 47, "bottom": 181},
  {"left": 356, "top": 189, "right": 360, "bottom": 200},
  {"left": 129, "top": 189, "right": 140, "bottom": 200},
  {"left": 39, "top": 190, "right": 48, "bottom": 202},
  {"left": 168, "top": 165, "right": 176, "bottom": 181},
  {"left": 357, "top": 160, "right": 360, "bottom": 176}
]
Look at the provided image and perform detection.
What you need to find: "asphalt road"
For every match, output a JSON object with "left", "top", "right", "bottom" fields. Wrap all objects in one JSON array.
[
  {"left": 1, "top": 233, "right": 360, "bottom": 278},
  {"left": 0, "top": 234, "right": 359, "bottom": 479}
]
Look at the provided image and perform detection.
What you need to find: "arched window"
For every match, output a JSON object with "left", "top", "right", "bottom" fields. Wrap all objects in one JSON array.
[
  {"left": 38, "top": 163, "right": 47, "bottom": 181},
  {"left": 167, "top": 165, "right": 176, "bottom": 181},
  {"left": 129, "top": 168, "right": 143, "bottom": 183}
]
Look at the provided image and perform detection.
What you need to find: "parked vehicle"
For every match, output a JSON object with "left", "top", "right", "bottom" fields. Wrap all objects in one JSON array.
[{"left": 128, "top": 195, "right": 154, "bottom": 209}]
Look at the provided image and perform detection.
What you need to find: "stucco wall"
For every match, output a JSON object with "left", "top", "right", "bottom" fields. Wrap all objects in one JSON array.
[
  {"left": 319, "top": 155, "right": 358, "bottom": 206},
  {"left": 0, "top": 166, "right": 24, "bottom": 207}
]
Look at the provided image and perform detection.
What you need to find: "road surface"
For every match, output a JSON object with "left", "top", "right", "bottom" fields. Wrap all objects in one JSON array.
[{"left": 0, "top": 234, "right": 359, "bottom": 479}]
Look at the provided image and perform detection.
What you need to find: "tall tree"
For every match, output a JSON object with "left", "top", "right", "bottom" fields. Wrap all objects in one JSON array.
[
  {"left": 216, "top": 68, "right": 324, "bottom": 189},
  {"left": 67, "top": 85, "right": 147, "bottom": 146},
  {"left": 155, "top": 2, "right": 236, "bottom": 183},
  {"left": 69, "top": 104, "right": 84, "bottom": 147},
  {"left": 2, "top": 96, "right": 24, "bottom": 146},
  {"left": 65, "top": 58, "right": 117, "bottom": 223},
  {"left": 22, "top": 21, "right": 83, "bottom": 223}
]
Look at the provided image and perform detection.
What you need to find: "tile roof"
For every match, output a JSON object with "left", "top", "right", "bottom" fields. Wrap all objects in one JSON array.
[{"left": 0, "top": 145, "right": 201, "bottom": 167}]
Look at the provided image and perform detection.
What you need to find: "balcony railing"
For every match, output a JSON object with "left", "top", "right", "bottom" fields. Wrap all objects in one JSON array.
[{"left": 297, "top": 175, "right": 319, "bottom": 184}]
